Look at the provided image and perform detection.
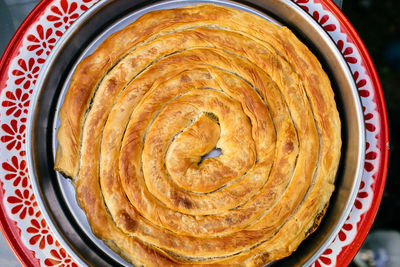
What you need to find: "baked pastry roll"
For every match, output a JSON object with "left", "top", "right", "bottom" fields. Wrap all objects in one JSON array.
[{"left": 55, "top": 3, "right": 341, "bottom": 266}]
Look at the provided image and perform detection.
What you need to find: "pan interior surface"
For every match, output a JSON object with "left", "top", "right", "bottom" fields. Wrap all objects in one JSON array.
[{"left": 27, "top": 0, "right": 365, "bottom": 266}]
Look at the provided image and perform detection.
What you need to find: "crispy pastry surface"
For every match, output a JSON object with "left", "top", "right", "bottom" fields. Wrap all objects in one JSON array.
[{"left": 55, "top": 4, "right": 341, "bottom": 266}]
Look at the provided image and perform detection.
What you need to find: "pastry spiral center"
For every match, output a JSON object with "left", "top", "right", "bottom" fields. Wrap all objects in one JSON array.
[{"left": 165, "top": 108, "right": 255, "bottom": 194}]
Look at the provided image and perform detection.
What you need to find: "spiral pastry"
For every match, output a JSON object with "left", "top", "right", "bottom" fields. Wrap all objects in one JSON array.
[{"left": 54, "top": 4, "right": 341, "bottom": 266}]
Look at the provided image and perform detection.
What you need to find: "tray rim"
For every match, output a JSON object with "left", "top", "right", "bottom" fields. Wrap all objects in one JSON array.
[{"left": 27, "top": 0, "right": 365, "bottom": 266}]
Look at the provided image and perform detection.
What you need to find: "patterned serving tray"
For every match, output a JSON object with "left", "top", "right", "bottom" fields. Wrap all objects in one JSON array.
[{"left": 0, "top": 0, "right": 389, "bottom": 266}]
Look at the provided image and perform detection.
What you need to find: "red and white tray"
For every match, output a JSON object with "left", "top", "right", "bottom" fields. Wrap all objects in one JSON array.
[{"left": 0, "top": 0, "right": 389, "bottom": 266}]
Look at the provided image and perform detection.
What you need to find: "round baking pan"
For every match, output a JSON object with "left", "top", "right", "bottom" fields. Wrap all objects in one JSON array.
[{"left": 27, "top": 0, "right": 365, "bottom": 266}]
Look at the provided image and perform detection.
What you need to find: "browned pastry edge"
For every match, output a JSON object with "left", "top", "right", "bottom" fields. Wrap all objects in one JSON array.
[{"left": 55, "top": 3, "right": 341, "bottom": 266}]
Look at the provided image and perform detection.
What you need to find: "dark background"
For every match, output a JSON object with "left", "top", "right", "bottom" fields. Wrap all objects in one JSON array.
[{"left": 342, "top": 0, "right": 400, "bottom": 232}]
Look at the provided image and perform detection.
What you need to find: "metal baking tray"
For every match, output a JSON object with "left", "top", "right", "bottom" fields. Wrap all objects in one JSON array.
[{"left": 27, "top": 0, "right": 365, "bottom": 266}]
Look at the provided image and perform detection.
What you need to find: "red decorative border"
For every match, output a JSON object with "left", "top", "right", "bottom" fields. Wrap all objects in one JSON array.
[
  {"left": 321, "top": 1, "right": 389, "bottom": 265},
  {"left": 0, "top": 0, "right": 53, "bottom": 94},
  {"left": 0, "top": 1, "right": 53, "bottom": 265}
]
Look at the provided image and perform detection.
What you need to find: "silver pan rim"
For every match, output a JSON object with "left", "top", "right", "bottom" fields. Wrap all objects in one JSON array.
[{"left": 27, "top": 0, "right": 365, "bottom": 266}]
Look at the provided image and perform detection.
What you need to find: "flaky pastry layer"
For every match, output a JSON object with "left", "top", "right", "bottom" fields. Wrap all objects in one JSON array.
[{"left": 55, "top": 4, "right": 341, "bottom": 266}]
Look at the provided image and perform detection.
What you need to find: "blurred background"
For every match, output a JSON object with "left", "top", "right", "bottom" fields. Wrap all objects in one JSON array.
[{"left": 0, "top": 0, "right": 399, "bottom": 266}]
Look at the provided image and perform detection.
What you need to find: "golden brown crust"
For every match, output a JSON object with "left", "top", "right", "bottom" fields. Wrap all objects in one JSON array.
[{"left": 55, "top": 4, "right": 341, "bottom": 266}]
